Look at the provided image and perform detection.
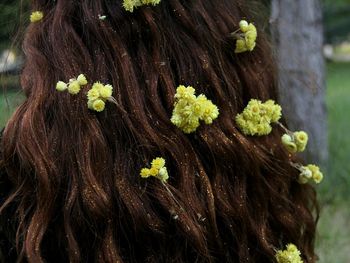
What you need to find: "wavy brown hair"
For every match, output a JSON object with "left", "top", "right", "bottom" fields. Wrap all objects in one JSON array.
[{"left": 0, "top": 0, "right": 318, "bottom": 262}]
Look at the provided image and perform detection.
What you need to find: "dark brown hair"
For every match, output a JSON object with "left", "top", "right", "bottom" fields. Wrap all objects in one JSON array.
[{"left": 0, "top": 0, "right": 318, "bottom": 262}]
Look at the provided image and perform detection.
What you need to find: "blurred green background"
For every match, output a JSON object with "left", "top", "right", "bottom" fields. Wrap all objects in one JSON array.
[{"left": 1, "top": 0, "right": 350, "bottom": 262}]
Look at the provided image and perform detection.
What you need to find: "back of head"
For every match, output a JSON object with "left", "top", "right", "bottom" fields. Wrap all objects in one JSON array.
[{"left": 0, "top": 0, "right": 318, "bottom": 262}]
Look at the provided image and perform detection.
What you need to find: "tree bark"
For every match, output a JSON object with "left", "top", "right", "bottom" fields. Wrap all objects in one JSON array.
[{"left": 270, "top": 0, "right": 328, "bottom": 165}]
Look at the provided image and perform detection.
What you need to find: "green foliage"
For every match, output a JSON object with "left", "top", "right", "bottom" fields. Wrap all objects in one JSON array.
[
  {"left": 318, "top": 62, "right": 350, "bottom": 202},
  {"left": 0, "top": 88, "right": 23, "bottom": 128},
  {"left": 316, "top": 202, "right": 350, "bottom": 262},
  {"left": 316, "top": 61, "right": 350, "bottom": 261},
  {"left": 0, "top": 0, "right": 28, "bottom": 51},
  {"left": 323, "top": 1, "right": 350, "bottom": 43}
]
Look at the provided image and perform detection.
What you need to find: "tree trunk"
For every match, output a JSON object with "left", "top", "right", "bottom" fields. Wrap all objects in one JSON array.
[{"left": 270, "top": 0, "right": 328, "bottom": 166}]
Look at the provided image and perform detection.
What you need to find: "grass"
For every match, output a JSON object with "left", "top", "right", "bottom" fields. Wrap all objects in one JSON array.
[
  {"left": 0, "top": 74, "right": 22, "bottom": 128},
  {"left": 0, "top": 91, "right": 23, "bottom": 129},
  {"left": 0, "top": 63, "right": 350, "bottom": 261},
  {"left": 316, "top": 62, "right": 350, "bottom": 263}
]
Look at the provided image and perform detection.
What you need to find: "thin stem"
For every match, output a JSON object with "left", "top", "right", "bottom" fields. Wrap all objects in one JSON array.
[
  {"left": 289, "top": 161, "right": 303, "bottom": 171},
  {"left": 107, "top": 96, "right": 128, "bottom": 115},
  {"left": 162, "top": 182, "right": 185, "bottom": 212},
  {"left": 276, "top": 121, "right": 293, "bottom": 135}
]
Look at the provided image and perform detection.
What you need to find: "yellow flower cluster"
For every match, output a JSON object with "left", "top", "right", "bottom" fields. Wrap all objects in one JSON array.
[
  {"left": 30, "top": 11, "right": 44, "bottom": 23},
  {"left": 123, "top": 0, "right": 161, "bottom": 12},
  {"left": 235, "top": 99, "right": 282, "bottom": 136},
  {"left": 170, "top": 85, "right": 219, "bottom": 134},
  {"left": 87, "top": 82, "right": 114, "bottom": 112},
  {"left": 235, "top": 20, "right": 257, "bottom": 53},
  {"left": 140, "top": 157, "right": 169, "bottom": 183},
  {"left": 56, "top": 74, "right": 88, "bottom": 95},
  {"left": 281, "top": 131, "right": 308, "bottom": 153},
  {"left": 298, "top": 164, "right": 323, "bottom": 184},
  {"left": 275, "top": 244, "right": 303, "bottom": 263}
]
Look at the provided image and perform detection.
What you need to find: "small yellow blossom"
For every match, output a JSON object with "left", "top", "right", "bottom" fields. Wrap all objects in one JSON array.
[
  {"left": 99, "top": 85, "right": 113, "bottom": 99},
  {"left": 298, "top": 166, "right": 313, "bottom": 184},
  {"left": 298, "top": 174, "right": 309, "bottom": 184},
  {"left": 30, "top": 11, "right": 43, "bottom": 23},
  {"left": 263, "top": 99, "right": 282, "bottom": 122},
  {"left": 158, "top": 167, "right": 169, "bottom": 182},
  {"left": 149, "top": 167, "right": 159, "bottom": 176},
  {"left": 87, "top": 82, "right": 115, "bottom": 112},
  {"left": 123, "top": 0, "right": 161, "bottom": 12},
  {"left": 92, "top": 99, "right": 105, "bottom": 112},
  {"left": 294, "top": 131, "right": 308, "bottom": 152},
  {"left": 235, "top": 99, "right": 281, "bottom": 136},
  {"left": 56, "top": 74, "right": 88, "bottom": 95},
  {"left": 151, "top": 157, "right": 166, "bottom": 170},
  {"left": 239, "top": 20, "right": 249, "bottom": 31},
  {"left": 140, "top": 157, "right": 168, "bottom": 183},
  {"left": 91, "top": 82, "right": 103, "bottom": 90},
  {"left": 56, "top": 81, "right": 67, "bottom": 92},
  {"left": 307, "top": 164, "right": 323, "bottom": 184},
  {"left": 235, "top": 40, "right": 247, "bottom": 54},
  {"left": 87, "top": 88, "right": 100, "bottom": 101},
  {"left": 142, "top": 0, "right": 161, "bottom": 5},
  {"left": 235, "top": 20, "right": 257, "bottom": 53},
  {"left": 281, "top": 134, "right": 297, "bottom": 153},
  {"left": 275, "top": 243, "right": 303, "bottom": 263},
  {"left": 298, "top": 164, "right": 323, "bottom": 184},
  {"left": 171, "top": 85, "right": 219, "bottom": 133},
  {"left": 140, "top": 168, "right": 151, "bottom": 178},
  {"left": 281, "top": 131, "right": 309, "bottom": 153},
  {"left": 77, "top": 74, "right": 88, "bottom": 86},
  {"left": 68, "top": 80, "right": 81, "bottom": 95}
]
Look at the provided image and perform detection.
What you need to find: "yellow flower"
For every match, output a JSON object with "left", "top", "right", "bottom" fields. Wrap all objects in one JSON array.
[
  {"left": 77, "top": 74, "right": 88, "bottom": 86},
  {"left": 140, "top": 157, "right": 169, "bottom": 183},
  {"left": 171, "top": 85, "right": 219, "bottom": 133},
  {"left": 123, "top": 0, "right": 141, "bottom": 12},
  {"left": 175, "top": 85, "right": 196, "bottom": 100},
  {"left": 235, "top": 20, "right": 257, "bottom": 53},
  {"left": 140, "top": 168, "right": 151, "bottom": 178},
  {"left": 281, "top": 134, "right": 298, "bottom": 153},
  {"left": 235, "top": 39, "right": 248, "bottom": 53},
  {"left": 87, "top": 88, "right": 100, "bottom": 101},
  {"left": 87, "top": 82, "right": 115, "bottom": 112},
  {"left": 99, "top": 85, "right": 113, "bottom": 99},
  {"left": 298, "top": 164, "right": 323, "bottom": 184},
  {"left": 300, "top": 166, "right": 313, "bottom": 179},
  {"left": 141, "top": 0, "right": 161, "bottom": 5},
  {"left": 30, "top": 11, "right": 43, "bottom": 23},
  {"left": 68, "top": 80, "right": 81, "bottom": 95},
  {"left": 307, "top": 164, "right": 323, "bottom": 184},
  {"left": 92, "top": 99, "right": 105, "bottom": 112},
  {"left": 239, "top": 20, "right": 249, "bottom": 32},
  {"left": 256, "top": 123, "right": 272, "bottom": 136},
  {"left": 151, "top": 157, "right": 166, "bottom": 170},
  {"left": 245, "top": 31, "right": 257, "bottom": 51},
  {"left": 56, "top": 81, "right": 67, "bottom": 92},
  {"left": 275, "top": 243, "right": 303, "bottom": 263},
  {"left": 263, "top": 100, "right": 282, "bottom": 122},
  {"left": 298, "top": 166, "right": 313, "bottom": 184},
  {"left": 298, "top": 174, "right": 309, "bottom": 184},
  {"left": 236, "top": 99, "right": 281, "bottom": 136},
  {"left": 294, "top": 131, "right": 308, "bottom": 152},
  {"left": 92, "top": 82, "right": 105, "bottom": 91},
  {"left": 312, "top": 171, "right": 323, "bottom": 184},
  {"left": 123, "top": 0, "right": 160, "bottom": 12},
  {"left": 158, "top": 167, "right": 169, "bottom": 182},
  {"left": 149, "top": 167, "right": 158, "bottom": 176}
]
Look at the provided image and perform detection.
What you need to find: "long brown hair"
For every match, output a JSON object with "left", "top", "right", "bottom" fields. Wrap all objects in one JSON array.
[{"left": 1, "top": 0, "right": 318, "bottom": 262}]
